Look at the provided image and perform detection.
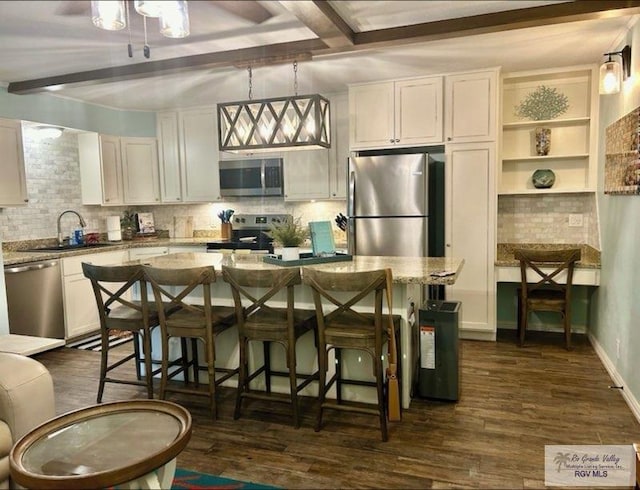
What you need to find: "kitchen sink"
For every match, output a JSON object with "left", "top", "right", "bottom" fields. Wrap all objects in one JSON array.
[{"left": 25, "top": 243, "right": 115, "bottom": 252}]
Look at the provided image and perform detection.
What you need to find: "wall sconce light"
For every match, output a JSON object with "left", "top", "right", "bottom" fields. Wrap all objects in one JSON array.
[{"left": 599, "top": 45, "right": 632, "bottom": 95}]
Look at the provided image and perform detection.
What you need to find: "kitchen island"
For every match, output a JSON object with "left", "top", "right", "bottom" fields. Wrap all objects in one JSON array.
[{"left": 129, "top": 253, "right": 465, "bottom": 409}]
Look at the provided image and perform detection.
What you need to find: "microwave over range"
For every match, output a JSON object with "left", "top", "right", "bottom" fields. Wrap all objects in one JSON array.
[{"left": 219, "top": 158, "right": 284, "bottom": 197}]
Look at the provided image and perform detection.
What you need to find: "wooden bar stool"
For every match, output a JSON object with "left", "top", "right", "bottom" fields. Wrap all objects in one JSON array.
[
  {"left": 143, "top": 265, "right": 237, "bottom": 419},
  {"left": 221, "top": 266, "right": 317, "bottom": 428},
  {"left": 302, "top": 267, "right": 401, "bottom": 442},
  {"left": 82, "top": 263, "right": 158, "bottom": 402},
  {"left": 514, "top": 248, "right": 581, "bottom": 350}
]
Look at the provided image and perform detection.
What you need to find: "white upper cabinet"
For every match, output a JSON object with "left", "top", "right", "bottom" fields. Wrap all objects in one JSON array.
[
  {"left": 79, "top": 133, "right": 124, "bottom": 206},
  {"left": 179, "top": 108, "right": 221, "bottom": 202},
  {"left": 121, "top": 137, "right": 161, "bottom": 204},
  {"left": 445, "top": 69, "right": 498, "bottom": 143},
  {"left": 157, "top": 112, "right": 182, "bottom": 202},
  {"left": 157, "top": 108, "right": 221, "bottom": 203},
  {"left": 283, "top": 92, "right": 349, "bottom": 201},
  {"left": 0, "top": 118, "right": 28, "bottom": 207},
  {"left": 349, "top": 76, "right": 443, "bottom": 150},
  {"left": 284, "top": 149, "right": 331, "bottom": 200},
  {"left": 500, "top": 65, "right": 598, "bottom": 195},
  {"left": 329, "top": 92, "right": 349, "bottom": 199}
]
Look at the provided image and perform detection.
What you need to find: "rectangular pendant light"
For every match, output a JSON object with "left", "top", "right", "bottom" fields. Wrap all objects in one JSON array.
[{"left": 218, "top": 94, "right": 330, "bottom": 153}]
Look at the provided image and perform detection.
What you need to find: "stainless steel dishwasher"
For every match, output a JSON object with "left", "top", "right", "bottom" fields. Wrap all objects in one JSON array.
[{"left": 4, "top": 259, "right": 65, "bottom": 339}]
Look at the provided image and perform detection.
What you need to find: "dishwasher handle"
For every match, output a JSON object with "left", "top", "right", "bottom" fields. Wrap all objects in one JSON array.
[{"left": 4, "top": 260, "right": 59, "bottom": 274}]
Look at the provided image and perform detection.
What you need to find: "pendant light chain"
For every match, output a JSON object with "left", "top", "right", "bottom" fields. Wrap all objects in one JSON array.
[
  {"left": 293, "top": 61, "right": 299, "bottom": 96},
  {"left": 126, "top": 1, "right": 133, "bottom": 58},
  {"left": 247, "top": 66, "right": 253, "bottom": 100}
]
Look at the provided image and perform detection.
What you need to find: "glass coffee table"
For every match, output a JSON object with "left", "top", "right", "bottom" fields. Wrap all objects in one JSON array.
[{"left": 10, "top": 400, "right": 192, "bottom": 489}]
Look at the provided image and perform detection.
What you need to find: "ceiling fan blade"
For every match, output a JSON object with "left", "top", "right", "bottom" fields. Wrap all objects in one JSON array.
[
  {"left": 55, "top": 0, "right": 91, "bottom": 16},
  {"left": 214, "top": 1, "right": 273, "bottom": 24}
]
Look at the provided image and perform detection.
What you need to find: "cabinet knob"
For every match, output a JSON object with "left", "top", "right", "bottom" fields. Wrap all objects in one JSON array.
[
  {"left": 447, "top": 137, "right": 452, "bottom": 141},
  {"left": 389, "top": 139, "right": 394, "bottom": 143},
  {"left": 24, "top": 199, "right": 29, "bottom": 203},
  {"left": 446, "top": 243, "right": 451, "bottom": 248},
  {"left": 176, "top": 198, "right": 181, "bottom": 201},
  {"left": 395, "top": 139, "right": 400, "bottom": 143}
]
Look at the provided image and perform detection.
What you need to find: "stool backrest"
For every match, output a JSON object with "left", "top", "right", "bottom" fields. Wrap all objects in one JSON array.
[
  {"left": 514, "top": 248, "right": 581, "bottom": 299},
  {"left": 302, "top": 267, "right": 387, "bottom": 325},
  {"left": 143, "top": 265, "right": 216, "bottom": 327},
  {"left": 221, "top": 266, "right": 301, "bottom": 330},
  {"left": 81, "top": 263, "right": 148, "bottom": 327}
]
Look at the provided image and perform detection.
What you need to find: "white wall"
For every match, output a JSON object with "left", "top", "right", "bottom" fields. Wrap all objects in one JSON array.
[{"left": 591, "top": 18, "right": 640, "bottom": 414}]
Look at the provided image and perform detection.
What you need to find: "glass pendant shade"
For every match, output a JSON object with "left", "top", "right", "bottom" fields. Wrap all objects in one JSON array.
[
  {"left": 599, "top": 59, "right": 622, "bottom": 95},
  {"left": 91, "top": 0, "right": 126, "bottom": 31},
  {"left": 134, "top": 1, "right": 164, "bottom": 17},
  {"left": 160, "top": 1, "right": 190, "bottom": 38},
  {"left": 218, "top": 94, "right": 331, "bottom": 153}
]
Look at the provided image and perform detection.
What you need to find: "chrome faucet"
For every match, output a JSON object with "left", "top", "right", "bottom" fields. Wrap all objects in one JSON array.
[{"left": 57, "top": 210, "right": 87, "bottom": 246}]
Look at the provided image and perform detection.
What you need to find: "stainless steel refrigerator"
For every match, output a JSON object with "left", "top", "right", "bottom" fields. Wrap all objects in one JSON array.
[{"left": 347, "top": 152, "right": 442, "bottom": 257}]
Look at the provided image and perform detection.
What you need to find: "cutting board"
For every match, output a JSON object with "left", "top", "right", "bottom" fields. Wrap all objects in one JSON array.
[{"left": 173, "top": 216, "right": 194, "bottom": 238}]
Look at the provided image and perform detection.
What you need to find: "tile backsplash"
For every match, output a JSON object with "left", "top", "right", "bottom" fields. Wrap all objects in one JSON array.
[
  {"left": 0, "top": 129, "right": 346, "bottom": 243},
  {"left": 497, "top": 193, "right": 600, "bottom": 249}
]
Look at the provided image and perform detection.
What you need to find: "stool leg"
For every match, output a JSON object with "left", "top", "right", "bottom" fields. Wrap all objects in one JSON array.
[
  {"left": 564, "top": 310, "right": 572, "bottom": 351},
  {"left": 286, "top": 340, "right": 300, "bottom": 429},
  {"left": 263, "top": 341, "right": 272, "bottom": 393},
  {"left": 180, "top": 338, "right": 189, "bottom": 385},
  {"left": 192, "top": 338, "right": 200, "bottom": 387},
  {"left": 97, "top": 329, "right": 109, "bottom": 403},
  {"left": 375, "top": 353, "right": 388, "bottom": 442},
  {"left": 133, "top": 332, "right": 143, "bottom": 380},
  {"left": 159, "top": 331, "right": 170, "bottom": 401},
  {"left": 142, "top": 328, "right": 154, "bottom": 399},
  {"left": 234, "top": 337, "right": 248, "bottom": 420},
  {"left": 204, "top": 336, "right": 216, "bottom": 419},
  {"left": 315, "top": 344, "right": 328, "bottom": 432},
  {"left": 335, "top": 348, "right": 343, "bottom": 404}
]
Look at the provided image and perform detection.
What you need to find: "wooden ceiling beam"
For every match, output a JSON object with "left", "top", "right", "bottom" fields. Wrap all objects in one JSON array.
[
  {"left": 278, "top": 1, "right": 354, "bottom": 48},
  {"left": 8, "top": 0, "right": 640, "bottom": 95},
  {"left": 7, "top": 39, "right": 326, "bottom": 94},
  {"left": 352, "top": 0, "right": 640, "bottom": 48}
]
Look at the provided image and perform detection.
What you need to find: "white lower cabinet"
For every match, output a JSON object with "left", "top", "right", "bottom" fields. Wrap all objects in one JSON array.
[
  {"left": 445, "top": 142, "right": 496, "bottom": 340},
  {"left": 62, "top": 251, "right": 128, "bottom": 340}
]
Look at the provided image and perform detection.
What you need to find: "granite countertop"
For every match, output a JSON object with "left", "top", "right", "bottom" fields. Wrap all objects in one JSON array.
[
  {"left": 2, "top": 238, "right": 213, "bottom": 266},
  {"left": 129, "top": 253, "right": 465, "bottom": 286},
  {"left": 495, "top": 243, "right": 601, "bottom": 269}
]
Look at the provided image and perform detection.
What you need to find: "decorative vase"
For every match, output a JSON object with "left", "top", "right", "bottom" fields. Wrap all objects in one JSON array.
[
  {"left": 220, "top": 222, "right": 232, "bottom": 240},
  {"left": 281, "top": 247, "right": 300, "bottom": 261},
  {"left": 532, "top": 168, "right": 556, "bottom": 189},
  {"left": 535, "top": 127, "right": 551, "bottom": 156}
]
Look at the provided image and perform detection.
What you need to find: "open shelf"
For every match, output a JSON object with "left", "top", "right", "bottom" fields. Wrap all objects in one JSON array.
[{"left": 500, "top": 66, "right": 597, "bottom": 195}]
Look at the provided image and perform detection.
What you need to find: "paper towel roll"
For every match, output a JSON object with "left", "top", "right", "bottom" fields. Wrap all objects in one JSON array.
[
  {"left": 107, "top": 216, "right": 121, "bottom": 241},
  {"left": 107, "top": 216, "right": 120, "bottom": 231}
]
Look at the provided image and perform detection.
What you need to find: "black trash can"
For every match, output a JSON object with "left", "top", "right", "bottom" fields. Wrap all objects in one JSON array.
[{"left": 416, "top": 300, "right": 461, "bottom": 401}]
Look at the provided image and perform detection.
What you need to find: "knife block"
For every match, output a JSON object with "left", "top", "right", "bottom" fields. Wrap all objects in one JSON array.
[{"left": 221, "top": 222, "right": 232, "bottom": 240}]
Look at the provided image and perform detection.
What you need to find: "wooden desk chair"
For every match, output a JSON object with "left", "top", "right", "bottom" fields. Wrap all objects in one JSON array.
[
  {"left": 302, "top": 267, "right": 401, "bottom": 442},
  {"left": 221, "top": 266, "right": 317, "bottom": 428},
  {"left": 82, "top": 263, "right": 159, "bottom": 402},
  {"left": 143, "top": 265, "right": 237, "bottom": 419},
  {"left": 514, "top": 248, "right": 581, "bottom": 350}
]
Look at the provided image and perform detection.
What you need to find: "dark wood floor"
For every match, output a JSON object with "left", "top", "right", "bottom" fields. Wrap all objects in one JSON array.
[{"left": 34, "top": 330, "right": 640, "bottom": 489}]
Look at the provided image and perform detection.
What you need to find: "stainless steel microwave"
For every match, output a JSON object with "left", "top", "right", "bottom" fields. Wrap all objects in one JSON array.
[{"left": 219, "top": 158, "right": 284, "bottom": 197}]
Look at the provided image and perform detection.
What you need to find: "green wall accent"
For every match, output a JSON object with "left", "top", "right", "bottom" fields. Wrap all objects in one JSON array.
[
  {"left": 497, "top": 283, "right": 595, "bottom": 331},
  {"left": 0, "top": 87, "right": 155, "bottom": 136}
]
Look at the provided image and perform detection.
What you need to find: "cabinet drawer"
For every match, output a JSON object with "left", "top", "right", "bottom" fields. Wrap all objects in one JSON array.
[{"left": 62, "top": 250, "right": 128, "bottom": 277}]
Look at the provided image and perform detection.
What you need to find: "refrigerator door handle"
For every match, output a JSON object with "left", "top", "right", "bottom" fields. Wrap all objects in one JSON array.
[{"left": 348, "top": 170, "right": 356, "bottom": 255}]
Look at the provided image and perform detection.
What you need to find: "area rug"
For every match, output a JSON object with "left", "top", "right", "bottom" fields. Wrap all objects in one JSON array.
[
  {"left": 65, "top": 333, "right": 133, "bottom": 351},
  {"left": 172, "top": 468, "right": 279, "bottom": 489}
]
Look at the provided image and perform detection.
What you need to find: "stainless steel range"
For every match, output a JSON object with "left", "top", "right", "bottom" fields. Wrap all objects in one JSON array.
[{"left": 206, "top": 213, "right": 292, "bottom": 253}]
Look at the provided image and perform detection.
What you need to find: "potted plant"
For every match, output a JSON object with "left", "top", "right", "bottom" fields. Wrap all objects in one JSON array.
[
  {"left": 266, "top": 217, "right": 308, "bottom": 261},
  {"left": 120, "top": 209, "right": 136, "bottom": 240}
]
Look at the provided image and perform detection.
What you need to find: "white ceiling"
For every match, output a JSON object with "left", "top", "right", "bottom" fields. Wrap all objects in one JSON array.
[{"left": 0, "top": 1, "right": 637, "bottom": 112}]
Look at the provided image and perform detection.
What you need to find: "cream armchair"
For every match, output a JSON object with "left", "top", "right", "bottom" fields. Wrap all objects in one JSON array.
[{"left": 0, "top": 353, "right": 55, "bottom": 489}]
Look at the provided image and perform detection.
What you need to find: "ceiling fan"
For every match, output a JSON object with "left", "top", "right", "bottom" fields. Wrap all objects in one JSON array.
[{"left": 55, "top": 0, "right": 274, "bottom": 24}]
